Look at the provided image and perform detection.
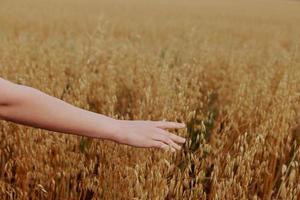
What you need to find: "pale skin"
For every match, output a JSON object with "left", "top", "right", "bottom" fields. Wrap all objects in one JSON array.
[{"left": 0, "top": 78, "right": 186, "bottom": 152}]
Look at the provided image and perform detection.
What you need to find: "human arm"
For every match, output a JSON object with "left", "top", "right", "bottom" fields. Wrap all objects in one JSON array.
[{"left": 0, "top": 78, "right": 186, "bottom": 151}]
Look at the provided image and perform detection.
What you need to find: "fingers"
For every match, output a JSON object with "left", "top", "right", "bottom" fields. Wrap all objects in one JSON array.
[
  {"left": 157, "top": 129, "right": 186, "bottom": 144},
  {"left": 152, "top": 141, "right": 176, "bottom": 152},
  {"left": 151, "top": 121, "right": 186, "bottom": 130},
  {"left": 152, "top": 130, "right": 185, "bottom": 151},
  {"left": 166, "top": 138, "right": 182, "bottom": 150}
]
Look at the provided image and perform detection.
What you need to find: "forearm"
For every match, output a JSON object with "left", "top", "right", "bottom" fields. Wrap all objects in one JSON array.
[{"left": 0, "top": 84, "right": 119, "bottom": 141}]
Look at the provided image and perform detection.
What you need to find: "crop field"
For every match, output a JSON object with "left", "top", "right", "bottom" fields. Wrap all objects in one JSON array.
[{"left": 1, "top": 0, "right": 300, "bottom": 199}]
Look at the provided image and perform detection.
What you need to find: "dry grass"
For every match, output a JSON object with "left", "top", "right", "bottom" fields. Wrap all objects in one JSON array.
[{"left": 1, "top": 0, "right": 300, "bottom": 199}]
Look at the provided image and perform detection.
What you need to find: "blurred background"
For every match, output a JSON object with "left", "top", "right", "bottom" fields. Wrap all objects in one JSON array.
[{"left": 0, "top": 0, "right": 300, "bottom": 199}]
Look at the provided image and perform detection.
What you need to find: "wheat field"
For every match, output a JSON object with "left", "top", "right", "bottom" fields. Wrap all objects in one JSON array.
[{"left": 1, "top": 0, "right": 300, "bottom": 199}]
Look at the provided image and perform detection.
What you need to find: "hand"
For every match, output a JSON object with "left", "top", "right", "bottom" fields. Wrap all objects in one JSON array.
[{"left": 112, "top": 120, "right": 186, "bottom": 152}]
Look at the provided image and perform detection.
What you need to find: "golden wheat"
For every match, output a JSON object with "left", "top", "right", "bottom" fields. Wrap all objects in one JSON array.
[{"left": 0, "top": 0, "right": 300, "bottom": 199}]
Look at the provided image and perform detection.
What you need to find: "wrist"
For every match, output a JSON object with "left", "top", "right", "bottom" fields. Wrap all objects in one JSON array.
[{"left": 97, "top": 118, "right": 123, "bottom": 142}]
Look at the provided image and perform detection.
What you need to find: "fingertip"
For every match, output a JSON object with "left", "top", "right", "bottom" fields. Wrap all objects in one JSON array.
[
  {"left": 176, "top": 122, "right": 186, "bottom": 128},
  {"left": 181, "top": 124, "right": 186, "bottom": 128},
  {"left": 169, "top": 122, "right": 185, "bottom": 129},
  {"left": 156, "top": 121, "right": 186, "bottom": 129}
]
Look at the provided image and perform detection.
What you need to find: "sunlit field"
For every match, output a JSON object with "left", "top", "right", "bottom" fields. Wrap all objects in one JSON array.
[{"left": 1, "top": 0, "right": 300, "bottom": 199}]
